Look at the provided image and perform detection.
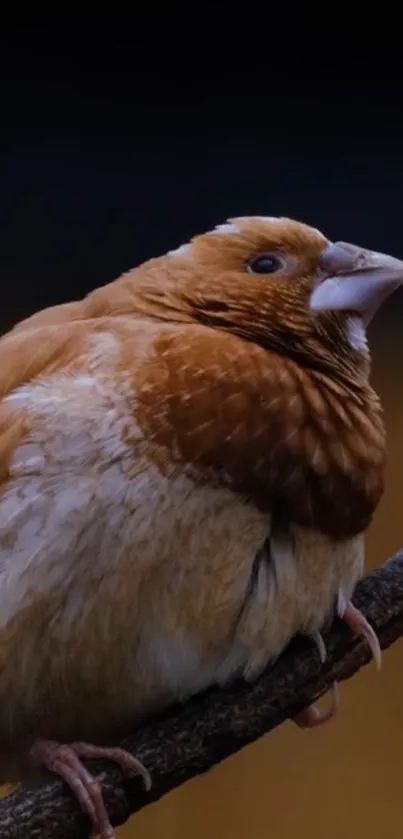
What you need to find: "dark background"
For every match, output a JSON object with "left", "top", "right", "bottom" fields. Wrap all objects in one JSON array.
[
  {"left": 1, "top": 24, "right": 403, "bottom": 333},
  {"left": 2, "top": 22, "right": 403, "bottom": 839}
]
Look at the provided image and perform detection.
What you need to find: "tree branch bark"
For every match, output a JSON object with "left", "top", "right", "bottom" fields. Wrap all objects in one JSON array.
[{"left": 2, "top": 550, "right": 403, "bottom": 839}]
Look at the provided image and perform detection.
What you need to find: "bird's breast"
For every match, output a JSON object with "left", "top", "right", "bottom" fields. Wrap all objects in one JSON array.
[{"left": 0, "top": 366, "right": 366, "bottom": 737}]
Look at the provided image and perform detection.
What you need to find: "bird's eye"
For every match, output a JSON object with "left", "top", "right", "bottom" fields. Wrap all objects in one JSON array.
[{"left": 247, "top": 254, "right": 283, "bottom": 274}]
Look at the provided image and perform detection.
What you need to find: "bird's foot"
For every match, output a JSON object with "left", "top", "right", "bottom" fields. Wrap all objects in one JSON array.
[
  {"left": 291, "top": 631, "right": 338, "bottom": 728},
  {"left": 292, "top": 681, "right": 340, "bottom": 728},
  {"left": 338, "top": 597, "right": 382, "bottom": 670},
  {"left": 30, "top": 738, "right": 151, "bottom": 839},
  {"left": 292, "top": 595, "right": 381, "bottom": 731}
]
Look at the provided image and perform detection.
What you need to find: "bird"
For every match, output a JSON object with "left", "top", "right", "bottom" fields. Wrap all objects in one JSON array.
[{"left": 0, "top": 215, "right": 402, "bottom": 838}]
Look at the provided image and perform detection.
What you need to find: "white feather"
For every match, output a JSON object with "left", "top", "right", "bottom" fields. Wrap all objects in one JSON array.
[
  {"left": 167, "top": 243, "right": 193, "bottom": 257},
  {"left": 346, "top": 316, "right": 368, "bottom": 352}
]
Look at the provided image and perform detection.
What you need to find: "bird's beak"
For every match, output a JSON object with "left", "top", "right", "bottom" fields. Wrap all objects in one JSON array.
[{"left": 309, "top": 241, "right": 403, "bottom": 325}]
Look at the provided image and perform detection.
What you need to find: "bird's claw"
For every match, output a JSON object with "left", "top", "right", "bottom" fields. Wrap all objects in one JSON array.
[
  {"left": 312, "top": 631, "right": 327, "bottom": 664},
  {"left": 30, "top": 738, "right": 151, "bottom": 839},
  {"left": 338, "top": 597, "right": 382, "bottom": 670}
]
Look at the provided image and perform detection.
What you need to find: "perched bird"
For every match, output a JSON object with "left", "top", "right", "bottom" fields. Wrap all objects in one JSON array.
[{"left": 1, "top": 216, "right": 402, "bottom": 838}]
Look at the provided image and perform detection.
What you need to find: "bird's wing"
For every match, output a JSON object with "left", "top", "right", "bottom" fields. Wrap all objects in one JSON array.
[
  {"left": 0, "top": 317, "right": 149, "bottom": 645},
  {"left": 8, "top": 301, "right": 85, "bottom": 335},
  {"left": 0, "top": 319, "right": 90, "bottom": 486}
]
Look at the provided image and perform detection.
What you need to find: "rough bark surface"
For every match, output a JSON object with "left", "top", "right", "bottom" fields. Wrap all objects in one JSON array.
[{"left": 1, "top": 552, "right": 403, "bottom": 839}]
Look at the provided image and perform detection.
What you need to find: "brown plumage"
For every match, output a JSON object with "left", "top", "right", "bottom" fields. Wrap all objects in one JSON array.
[{"left": 0, "top": 216, "right": 401, "bottom": 838}]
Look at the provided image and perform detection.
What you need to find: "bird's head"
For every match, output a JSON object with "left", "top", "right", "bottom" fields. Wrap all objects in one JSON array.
[{"left": 129, "top": 215, "right": 403, "bottom": 381}]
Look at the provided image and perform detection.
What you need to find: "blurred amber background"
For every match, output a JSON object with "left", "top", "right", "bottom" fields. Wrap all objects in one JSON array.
[{"left": 116, "top": 331, "right": 403, "bottom": 839}]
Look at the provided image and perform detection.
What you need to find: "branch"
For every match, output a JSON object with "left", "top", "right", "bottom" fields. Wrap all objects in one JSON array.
[{"left": 2, "top": 551, "right": 403, "bottom": 839}]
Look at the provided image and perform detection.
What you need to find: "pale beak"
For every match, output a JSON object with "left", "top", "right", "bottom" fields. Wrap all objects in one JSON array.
[{"left": 309, "top": 241, "right": 403, "bottom": 325}]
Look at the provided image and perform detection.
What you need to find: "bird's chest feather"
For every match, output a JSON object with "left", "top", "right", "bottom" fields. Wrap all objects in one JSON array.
[{"left": 0, "top": 371, "right": 364, "bottom": 737}]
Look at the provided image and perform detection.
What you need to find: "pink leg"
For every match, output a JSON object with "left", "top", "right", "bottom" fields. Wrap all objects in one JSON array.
[
  {"left": 30, "top": 739, "right": 151, "bottom": 839},
  {"left": 340, "top": 599, "right": 382, "bottom": 670},
  {"left": 292, "top": 681, "right": 340, "bottom": 729}
]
